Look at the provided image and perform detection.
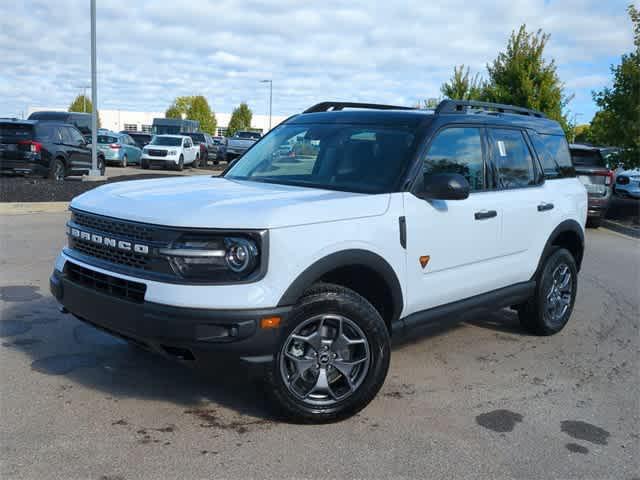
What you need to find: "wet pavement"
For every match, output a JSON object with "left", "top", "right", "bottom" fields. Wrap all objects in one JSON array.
[{"left": 0, "top": 212, "right": 638, "bottom": 479}]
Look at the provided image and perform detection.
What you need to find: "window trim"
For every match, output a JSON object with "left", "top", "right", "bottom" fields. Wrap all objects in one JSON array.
[
  {"left": 485, "top": 126, "right": 545, "bottom": 191},
  {"left": 410, "top": 123, "right": 489, "bottom": 196}
]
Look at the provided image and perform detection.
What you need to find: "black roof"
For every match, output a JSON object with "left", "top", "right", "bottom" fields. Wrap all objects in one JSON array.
[
  {"left": 28, "top": 111, "right": 90, "bottom": 119},
  {"left": 290, "top": 100, "right": 564, "bottom": 135}
]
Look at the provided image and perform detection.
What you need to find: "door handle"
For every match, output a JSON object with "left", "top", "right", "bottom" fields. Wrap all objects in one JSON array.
[
  {"left": 537, "top": 202, "right": 554, "bottom": 212},
  {"left": 474, "top": 210, "right": 497, "bottom": 220}
]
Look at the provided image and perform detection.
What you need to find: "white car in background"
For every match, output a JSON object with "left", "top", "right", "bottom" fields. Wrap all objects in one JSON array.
[{"left": 141, "top": 135, "right": 199, "bottom": 171}]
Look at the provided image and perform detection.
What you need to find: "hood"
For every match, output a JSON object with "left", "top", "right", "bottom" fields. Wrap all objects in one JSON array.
[{"left": 70, "top": 176, "right": 391, "bottom": 229}]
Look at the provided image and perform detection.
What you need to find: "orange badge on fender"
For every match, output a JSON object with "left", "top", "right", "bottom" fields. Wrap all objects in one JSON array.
[{"left": 419, "top": 256, "right": 430, "bottom": 269}]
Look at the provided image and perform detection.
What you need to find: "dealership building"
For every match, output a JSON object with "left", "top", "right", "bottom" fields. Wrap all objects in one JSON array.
[{"left": 27, "top": 107, "right": 288, "bottom": 136}]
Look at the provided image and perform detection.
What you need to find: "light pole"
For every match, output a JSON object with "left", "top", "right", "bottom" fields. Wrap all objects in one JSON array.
[
  {"left": 87, "top": 0, "right": 101, "bottom": 177},
  {"left": 260, "top": 79, "right": 272, "bottom": 132}
]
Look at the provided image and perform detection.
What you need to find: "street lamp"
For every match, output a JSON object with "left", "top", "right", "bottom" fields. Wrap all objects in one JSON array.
[
  {"left": 87, "top": 0, "right": 101, "bottom": 177},
  {"left": 260, "top": 80, "right": 272, "bottom": 132},
  {"left": 74, "top": 84, "right": 91, "bottom": 112}
]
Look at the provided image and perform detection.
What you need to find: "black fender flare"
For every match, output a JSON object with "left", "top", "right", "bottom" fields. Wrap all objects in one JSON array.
[
  {"left": 533, "top": 219, "right": 585, "bottom": 278},
  {"left": 278, "top": 249, "right": 404, "bottom": 324}
]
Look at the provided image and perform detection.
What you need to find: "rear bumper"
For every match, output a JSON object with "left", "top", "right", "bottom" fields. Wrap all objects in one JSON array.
[
  {"left": 50, "top": 268, "right": 290, "bottom": 368},
  {"left": 0, "top": 158, "right": 48, "bottom": 176},
  {"left": 587, "top": 195, "right": 611, "bottom": 218}
]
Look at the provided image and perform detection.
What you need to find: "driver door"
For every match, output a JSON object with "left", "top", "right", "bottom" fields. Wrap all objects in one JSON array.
[{"left": 403, "top": 126, "right": 505, "bottom": 315}]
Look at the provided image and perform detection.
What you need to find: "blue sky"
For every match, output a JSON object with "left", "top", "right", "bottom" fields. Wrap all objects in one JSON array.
[{"left": 0, "top": 0, "right": 634, "bottom": 123}]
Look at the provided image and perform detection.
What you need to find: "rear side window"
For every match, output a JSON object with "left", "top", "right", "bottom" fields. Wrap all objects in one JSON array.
[
  {"left": 423, "top": 127, "right": 485, "bottom": 191},
  {"left": 488, "top": 128, "right": 537, "bottom": 189},
  {"left": 35, "top": 124, "right": 61, "bottom": 143},
  {"left": 530, "top": 133, "right": 575, "bottom": 178}
]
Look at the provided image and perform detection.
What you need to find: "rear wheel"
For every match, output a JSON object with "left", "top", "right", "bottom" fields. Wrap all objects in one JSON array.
[
  {"left": 586, "top": 217, "right": 601, "bottom": 228},
  {"left": 266, "top": 283, "right": 390, "bottom": 423},
  {"left": 518, "top": 248, "right": 577, "bottom": 335},
  {"left": 98, "top": 155, "right": 106, "bottom": 176},
  {"left": 120, "top": 154, "right": 128, "bottom": 168},
  {"left": 48, "top": 158, "right": 65, "bottom": 181}
]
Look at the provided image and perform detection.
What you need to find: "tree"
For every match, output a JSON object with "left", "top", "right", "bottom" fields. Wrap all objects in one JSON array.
[
  {"left": 226, "top": 102, "right": 253, "bottom": 136},
  {"left": 482, "top": 25, "right": 571, "bottom": 133},
  {"left": 589, "top": 4, "right": 640, "bottom": 167},
  {"left": 68, "top": 94, "right": 101, "bottom": 128},
  {"left": 573, "top": 124, "right": 592, "bottom": 144},
  {"left": 165, "top": 95, "right": 217, "bottom": 134},
  {"left": 441, "top": 65, "right": 484, "bottom": 100}
]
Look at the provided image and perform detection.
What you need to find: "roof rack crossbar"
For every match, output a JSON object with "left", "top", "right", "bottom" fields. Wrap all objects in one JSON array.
[
  {"left": 303, "top": 102, "right": 416, "bottom": 114},
  {"left": 435, "top": 100, "right": 546, "bottom": 118}
]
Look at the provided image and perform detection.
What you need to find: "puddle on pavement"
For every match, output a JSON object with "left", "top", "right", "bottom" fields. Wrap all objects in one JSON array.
[
  {"left": 0, "top": 320, "right": 32, "bottom": 337},
  {"left": 561, "top": 420, "right": 610, "bottom": 445},
  {"left": 0, "top": 285, "right": 42, "bottom": 302},
  {"left": 565, "top": 442, "right": 589, "bottom": 454},
  {"left": 31, "top": 353, "right": 100, "bottom": 375},
  {"left": 476, "top": 409, "right": 523, "bottom": 433}
]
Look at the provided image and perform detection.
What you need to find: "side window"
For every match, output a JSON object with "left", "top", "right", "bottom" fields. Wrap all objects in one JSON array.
[
  {"left": 489, "top": 129, "right": 537, "bottom": 189},
  {"left": 423, "top": 127, "right": 485, "bottom": 191},
  {"left": 68, "top": 127, "right": 85, "bottom": 145},
  {"left": 530, "top": 133, "right": 575, "bottom": 178},
  {"left": 60, "top": 127, "right": 73, "bottom": 144}
]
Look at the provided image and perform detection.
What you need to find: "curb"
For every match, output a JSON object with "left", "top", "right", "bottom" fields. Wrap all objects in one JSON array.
[
  {"left": 602, "top": 219, "right": 640, "bottom": 239},
  {"left": 0, "top": 202, "right": 69, "bottom": 215}
]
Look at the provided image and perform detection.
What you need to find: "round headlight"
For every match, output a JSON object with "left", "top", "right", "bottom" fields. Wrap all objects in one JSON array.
[{"left": 225, "top": 238, "right": 258, "bottom": 273}]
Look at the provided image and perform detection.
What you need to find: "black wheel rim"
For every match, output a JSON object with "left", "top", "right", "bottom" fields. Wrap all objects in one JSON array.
[
  {"left": 280, "top": 314, "right": 371, "bottom": 406},
  {"left": 545, "top": 263, "right": 572, "bottom": 327}
]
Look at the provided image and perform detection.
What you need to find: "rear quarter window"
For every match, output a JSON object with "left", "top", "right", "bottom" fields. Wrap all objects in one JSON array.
[{"left": 530, "top": 133, "right": 575, "bottom": 178}]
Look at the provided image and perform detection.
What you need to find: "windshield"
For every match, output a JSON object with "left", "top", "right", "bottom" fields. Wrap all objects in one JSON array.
[
  {"left": 224, "top": 123, "right": 418, "bottom": 193},
  {"left": 150, "top": 136, "right": 182, "bottom": 146},
  {"left": 187, "top": 133, "right": 205, "bottom": 143}
]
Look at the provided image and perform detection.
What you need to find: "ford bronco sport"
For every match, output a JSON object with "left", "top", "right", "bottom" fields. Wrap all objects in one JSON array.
[{"left": 50, "top": 100, "right": 587, "bottom": 422}]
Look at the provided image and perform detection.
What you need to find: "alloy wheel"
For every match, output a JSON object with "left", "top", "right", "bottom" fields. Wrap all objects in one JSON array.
[
  {"left": 280, "top": 314, "right": 371, "bottom": 406},
  {"left": 545, "top": 263, "right": 572, "bottom": 327}
]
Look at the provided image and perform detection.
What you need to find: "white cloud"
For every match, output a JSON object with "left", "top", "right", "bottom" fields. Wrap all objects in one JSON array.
[{"left": 0, "top": 0, "right": 633, "bottom": 121}]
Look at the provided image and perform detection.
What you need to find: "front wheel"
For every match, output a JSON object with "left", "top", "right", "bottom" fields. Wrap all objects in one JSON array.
[
  {"left": 176, "top": 154, "right": 184, "bottom": 171},
  {"left": 266, "top": 283, "right": 390, "bottom": 423},
  {"left": 193, "top": 154, "right": 200, "bottom": 168},
  {"left": 517, "top": 248, "right": 578, "bottom": 335}
]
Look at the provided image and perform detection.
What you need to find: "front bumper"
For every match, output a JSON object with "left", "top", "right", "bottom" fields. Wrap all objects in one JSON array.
[{"left": 50, "top": 267, "right": 290, "bottom": 368}]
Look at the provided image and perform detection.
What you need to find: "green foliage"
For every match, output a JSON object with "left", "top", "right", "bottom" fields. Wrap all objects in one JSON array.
[
  {"left": 573, "top": 124, "right": 591, "bottom": 144},
  {"left": 589, "top": 4, "right": 640, "bottom": 167},
  {"left": 165, "top": 95, "right": 217, "bottom": 134},
  {"left": 226, "top": 102, "right": 253, "bottom": 137},
  {"left": 441, "top": 65, "right": 484, "bottom": 100},
  {"left": 483, "top": 25, "right": 571, "bottom": 132},
  {"left": 68, "top": 94, "right": 101, "bottom": 128}
]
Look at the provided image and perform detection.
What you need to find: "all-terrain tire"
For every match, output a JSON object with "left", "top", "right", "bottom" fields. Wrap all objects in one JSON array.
[{"left": 266, "top": 283, "right": 390, "bottom": 423}]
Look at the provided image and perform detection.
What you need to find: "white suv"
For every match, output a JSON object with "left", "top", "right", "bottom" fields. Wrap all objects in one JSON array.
[
  {"left": 51, "top": 101, "right": 587, "bottom": 422},
  {"left": 141, "top": 134, "right": 200, "bottom": 170}
]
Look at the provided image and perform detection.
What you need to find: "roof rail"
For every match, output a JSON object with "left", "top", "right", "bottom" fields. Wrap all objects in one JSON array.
[
  {"left": 303, "top": 102, "right": 415, "bottom": 114},
  {"left": 435, "top": 100, "right": 546, "bottom": 118}
]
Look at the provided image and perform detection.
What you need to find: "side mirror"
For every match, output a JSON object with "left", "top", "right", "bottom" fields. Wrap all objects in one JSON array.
[{"left": 421, "top": 173, "right": 470, "bottom": 200}]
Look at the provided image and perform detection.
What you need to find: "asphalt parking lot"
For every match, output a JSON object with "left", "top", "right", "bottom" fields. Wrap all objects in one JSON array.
[{"left": 0, "top": 213, "right": 638, "bottom": 480}]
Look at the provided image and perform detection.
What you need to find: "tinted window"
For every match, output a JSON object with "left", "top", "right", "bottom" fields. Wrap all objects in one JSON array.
[
  {"left": 423, "top": 127, "right": 485, "bottom": 191},
  {"left": 530, "top": 133, "right": 575, "bottom": 178},
  {"left": 570, "top": 148, "right": 606, "bottom": 168},
  {"left": 35, "top": 124, "right": 61, "bottom": 143},
  {"left": 489, "top": 129, "right": 536, "bottom": 189},
  {"left": 97, "top": 135, "right": 118, "bottom": 144},
  {"left": 188, "top": 133, "right": 205, "bottom": 143},
  {"left": 67, "top": 127, "right": 85, "bottom": 145},
  {"left": 226, "top": 123, "right": 417, "bottom": 194},
  {"left": 0, "top": 123, "right": 34, "bottom": 141}
]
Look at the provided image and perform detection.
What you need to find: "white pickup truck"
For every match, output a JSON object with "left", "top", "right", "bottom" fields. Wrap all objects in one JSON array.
[
  {"left": 141, "top": 134, "right": 200, "bottom": 170},
  {"left": 225, "top": 131, "right": 261, "bottom": 162}
]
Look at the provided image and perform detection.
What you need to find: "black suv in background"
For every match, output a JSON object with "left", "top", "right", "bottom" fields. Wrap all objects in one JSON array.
[
  {"left": 0, "top": 119, "right": 105, "bottom": 180},
  {"left": 569, "top": 144, "right": 613, "bottom": 227},
  {"left": 28, "top": 111, "right": 93, "bottom": 140},
  {"left": 120, "top": 131, "right": 152, "bottom": 149}
]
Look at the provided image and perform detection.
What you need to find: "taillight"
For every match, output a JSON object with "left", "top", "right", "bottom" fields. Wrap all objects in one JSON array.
[
  {"left": 593, "top": 170, "right": 613, "bottom": 185},
  {"left": 110, "top": 144, "right": 121, "bottom": 149},
  {"left": 18, "top": 140, "right": 42, "bottom": 153}
]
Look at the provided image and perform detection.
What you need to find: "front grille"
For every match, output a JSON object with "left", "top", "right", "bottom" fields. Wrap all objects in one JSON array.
[
  {"left": 73, "top": 211, "right": 154, "bottom": 242},
  {"left": 147, "top": 149, "right": 167, "bottom": 157},
  {"left": 72, "top": 239, "right": 152, "bottom": 270},
  {"left": 66, "top": 262, "right": 146, "bottom": 303}
]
